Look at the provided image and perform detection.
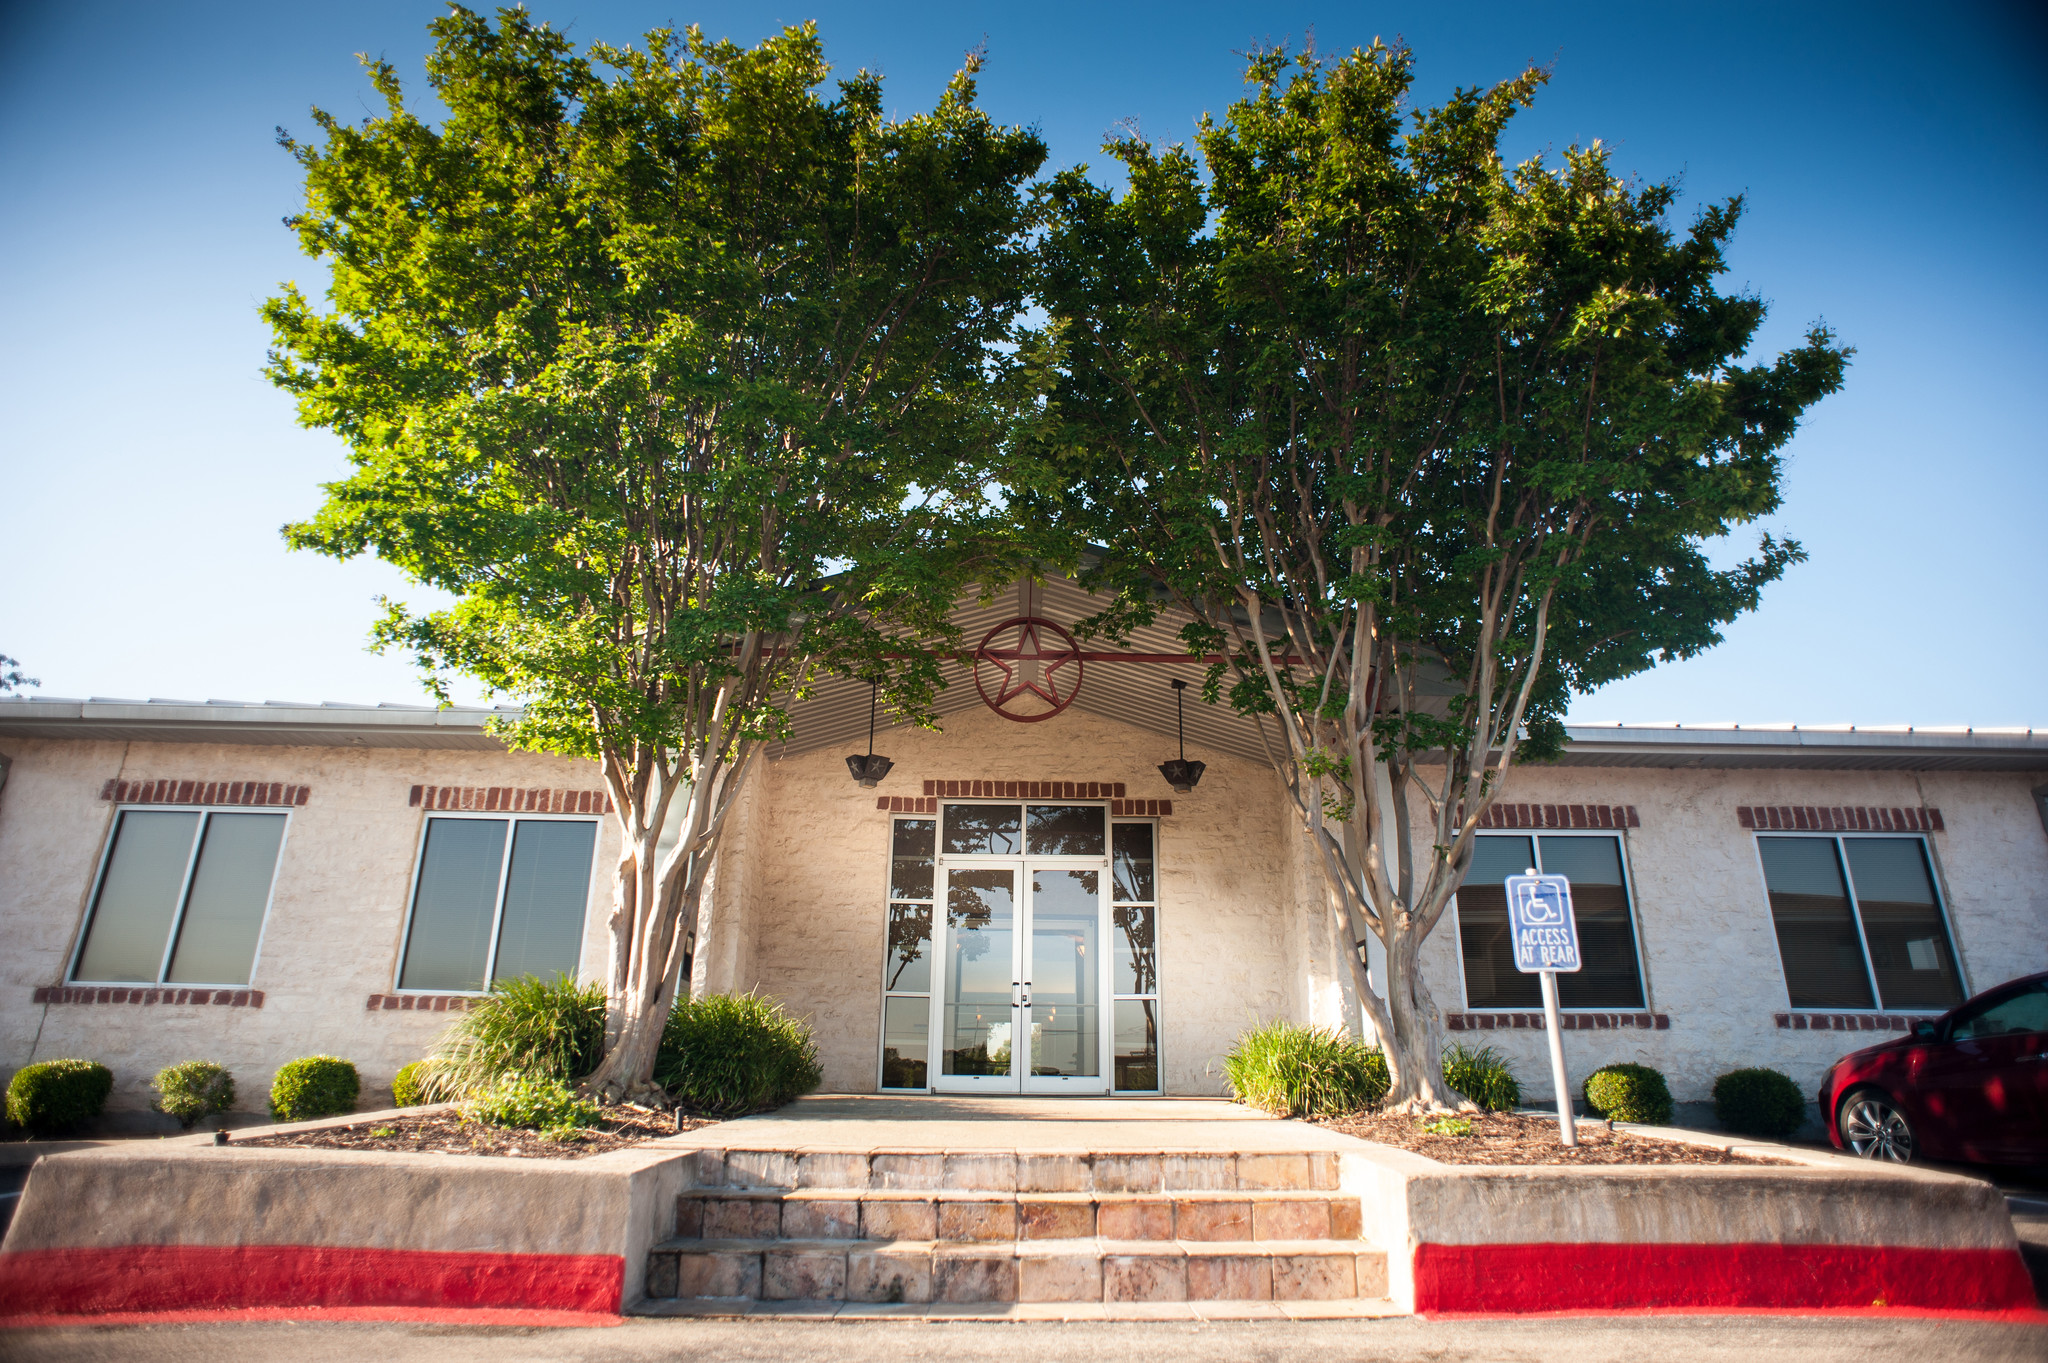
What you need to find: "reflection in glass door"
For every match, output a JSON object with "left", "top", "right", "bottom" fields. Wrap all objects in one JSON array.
[
  {"left": 1025, "top": 869, "right": 1101, "bottom": 1089},
  {"left": 938, "top": 864, "right": 1019, "bottom": 1087}
]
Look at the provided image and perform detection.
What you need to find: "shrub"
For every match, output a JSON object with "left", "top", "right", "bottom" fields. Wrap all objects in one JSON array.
[
  {"left": 6, "top": 1059, "right": 113, "bottom": 1136},
  {"left": 1713, "top": 1067, "right": 1807, "bottom": 1137},
  {"left": 151, "top": 1061, "right": 234, "bottom": 1129},
  {"left": 1441, "top": 1043, "right": 1521, "bottom": 1112},
  {"left": 391, "top": 1062, "right": 428, "bottom": 1109},
  {"left": 418, "top": 974, "right": 607, "bottom": 1101},
  {"left": 655, "top": 992, "right": 823, "bottom": 1117},
  {"left": 464, "top": 1074, "right": 600, "bottom": 1133},
  {"left": 1583, "top": 1062, "right": 1674, "bottom": 1125},
  {"left": 1221, "top": 1019, "right": 1389, "bottom": 1118},
  {"left": 269, "top": 1056, "right": 359, "bottom": 1122}
]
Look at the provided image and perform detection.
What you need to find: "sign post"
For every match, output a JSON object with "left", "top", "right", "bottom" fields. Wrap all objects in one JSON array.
[{"left": 1504, "top": 868, "right": 1581, "bottom": 1148}]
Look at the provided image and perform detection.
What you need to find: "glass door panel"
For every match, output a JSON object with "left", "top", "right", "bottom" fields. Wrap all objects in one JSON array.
[
  {"left": 938, "top": 864, "right": 1019, "bottom": 1087},
  {"left": 1025, "top": 869, "right": 1101, "bottom": 1086}
]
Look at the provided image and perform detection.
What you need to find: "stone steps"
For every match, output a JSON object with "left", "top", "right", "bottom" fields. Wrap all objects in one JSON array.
[
  {"left": 642, "top": 1143, "right": 1388, "bottom": 1311},
  {"left": 647, "top": 1237, "right": 1389, "bottom": 1305}
]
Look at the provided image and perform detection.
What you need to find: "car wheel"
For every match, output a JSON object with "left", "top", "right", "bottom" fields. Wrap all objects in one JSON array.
[{"left": 1839, "top": 1090, "right": 1915, "bottom": 1163}]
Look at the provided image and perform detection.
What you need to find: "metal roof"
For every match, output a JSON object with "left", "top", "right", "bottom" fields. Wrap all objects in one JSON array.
[{"left": 3, "top": 571, "right": 2042, "bottom": 773}]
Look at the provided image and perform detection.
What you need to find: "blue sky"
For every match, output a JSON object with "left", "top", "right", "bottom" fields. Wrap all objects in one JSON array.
[{"left": 2, "top": 1, "right": 2042, "bottom": 725}]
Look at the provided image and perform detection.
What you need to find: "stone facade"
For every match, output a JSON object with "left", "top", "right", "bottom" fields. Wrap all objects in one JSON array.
[{"left": 1, "top": 711, "right": 2043, "bottom": 1120}]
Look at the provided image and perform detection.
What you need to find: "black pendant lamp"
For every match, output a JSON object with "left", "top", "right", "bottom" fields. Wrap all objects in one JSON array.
[
  {"left": 846, "top": 680, "right": 894, "bottom": 788},
  {"left": 1157, "top": 678, "right": 1206, "bottom": 793}
]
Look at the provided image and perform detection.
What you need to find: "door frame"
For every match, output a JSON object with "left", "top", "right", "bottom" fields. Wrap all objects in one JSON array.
[{"left": 929, "top": 856, "right": 1026, "bottom": 1093}]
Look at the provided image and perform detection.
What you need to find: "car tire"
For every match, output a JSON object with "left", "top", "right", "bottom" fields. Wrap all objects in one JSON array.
[{"left": 1838, "top": 1089, "right": 1916, "bottom": 1163}]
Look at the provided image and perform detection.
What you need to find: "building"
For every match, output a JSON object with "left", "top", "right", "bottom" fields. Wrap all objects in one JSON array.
[{"left": 3, "top": 576, "right": 2044, "bottom": 1124}]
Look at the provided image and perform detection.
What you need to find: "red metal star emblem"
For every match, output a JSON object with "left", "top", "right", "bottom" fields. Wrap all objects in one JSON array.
[{"left": 971, "top": 616, "right": 1084, "bottom": 723}]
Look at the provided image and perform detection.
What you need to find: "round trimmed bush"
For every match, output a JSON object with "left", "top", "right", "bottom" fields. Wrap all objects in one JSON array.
[
  {"left": 151, "top": 1060, "right": 234, "bottom": 1129},
  {"left": 269, "top": 1056, "right": 359, "bottom": 1122},
  {"left": 1713, "top": 1067, "right": 1807, "bottom": 1137},
  {"left": 1441, "top": 1043, "right": 1521, "bottom": 1112},
  {"left": 1582, "top": 1062, "right": 1674, "bottom": 1125},
  {"left": 6, "top": 1059, "right": 113, "bottom": 1136},
  {"left": 464, "top": 1074, "right": 600, "bottom": 1132},
  {"left": 1222, "top": 1019, "right": 1389, "bottom": 1118},
  {"left": 391, "top": 1061, "right": 428, "bottom": 1109},
  {"left": 655, "top": 992, "right": 823, "bottom": 1117}
]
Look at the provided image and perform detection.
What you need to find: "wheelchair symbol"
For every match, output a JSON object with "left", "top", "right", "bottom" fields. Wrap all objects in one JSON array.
[{"left": 1516, "top": 885, "right": 1566, "bottom": 925}]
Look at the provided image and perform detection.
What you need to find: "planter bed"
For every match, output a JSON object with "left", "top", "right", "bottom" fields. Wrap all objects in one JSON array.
[
  {"left": 236, "top": 1104, "right": 714, "bottom": 1161},
  {"left": 1320, "top": 1111, "right": 1789, "bottom": 1166}
]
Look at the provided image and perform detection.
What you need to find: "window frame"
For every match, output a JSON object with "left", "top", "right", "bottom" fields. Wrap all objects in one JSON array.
[
  {"left": 1109, "top": 815, "right": 1162, "bottom": 1093},
  {"left": 1450, "top": 828, "right": 1651, "bottom": 1013},
  {"left": 1752, "top": 830, "right": 1967, "bottom": 1013},
  {"left": 392, "top": 810, "right": 601, "bottom": 995},
  {"left": 67, "top": 804, "right": 292, "bottom": 988},
  {"left": 877, "top": 813, "right": 938, "bottom": 1092}
]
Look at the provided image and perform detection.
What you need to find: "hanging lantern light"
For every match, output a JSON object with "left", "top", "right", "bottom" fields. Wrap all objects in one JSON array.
[
  {"left": 1157, "top": 678, "right": 1206, "bottom": 793},
  {"left": 846, "top": 679, "right": 894, "bottom": 788}
]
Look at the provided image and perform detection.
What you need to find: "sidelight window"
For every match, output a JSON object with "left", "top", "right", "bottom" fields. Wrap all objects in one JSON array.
[
  {"left": 880, "top": 818, "right": 937, "bottom": 1089},
  {"left": 1111, "top": 821, "right": 1161, "bottom": 1090}
]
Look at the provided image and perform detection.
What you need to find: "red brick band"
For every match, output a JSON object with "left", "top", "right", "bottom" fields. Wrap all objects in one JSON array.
[
  {"left": 1447, "top": 1010, "right": 1667, "bottom": 1032},
  {"left": 366, "top": 993, "right": 482, "bottom": 1013},
  {"left": 1475, "top": 803, "right": 1638, "bottom": 830},
  {"left": 1774, "top": 1011, "right": 1937, "bottom": 1032},
  {"left": 879, "top": 792, "right": 1175, "bottom": 816},
  {"left": 34, "top": 986, "right": 262, "bottom": 1007},
  {"left": 923, "top": 779, "right": 1130, "bottom": 800},
  {"left": 409, "top": 786, "right": 612, "bottom": 814},
  {"left": 1738, "top": 805, "right": 1942, "bottom": 832},
  {"left": 101, "top": 779, "right": 307, "bottom": 807}
]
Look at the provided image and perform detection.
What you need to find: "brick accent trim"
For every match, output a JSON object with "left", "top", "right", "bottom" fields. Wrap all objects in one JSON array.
[
  {"left": 1739, "top": 805, "right": 1942, "bottom": 833},
  {"left": 1447, "top": 1010, "right": 1668, "bottom": 1032},
  {"left": 879, "top": 792, "right": 1175, "bottom": 817},
  {"left": 35, "top": 986, "right": 263, "bottom": 1008},
  {"left": 923, "top": 779, "right": 1129, "bottom": 800},
  {"left": 1476, "top": 803, "right": 1638, "bottom": 830},
  {"left": 366, "top": 993, "right": 483, "bottom": 1012},
  {"left": 1773, "top": 1011, "right": 1937, "bottom": 1032},
  {"left": 409, "top": 785, "right": 612, "bottom": 815},
  {"left": 100, "top": 779, "right": 307, "bottom": 808}
]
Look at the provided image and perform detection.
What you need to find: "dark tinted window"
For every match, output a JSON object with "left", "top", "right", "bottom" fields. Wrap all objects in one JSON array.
[
  {"left": 943, "top": 804, "right": 1021, "bottom": 855},
  {"left": 1028, "top": 804, "right": 1105, "bottom": 856},
  {"left": 1758, "top": 838, "right": 1874, "bottom": 1009},
  {"left": 1844, "top": 839, "right": 1963, "bottom": 1010}
]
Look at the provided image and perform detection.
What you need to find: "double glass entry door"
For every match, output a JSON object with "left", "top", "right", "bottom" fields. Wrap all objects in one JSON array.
[{"left": 936, "top": 858, "right": 1108, "bottom": 1093}]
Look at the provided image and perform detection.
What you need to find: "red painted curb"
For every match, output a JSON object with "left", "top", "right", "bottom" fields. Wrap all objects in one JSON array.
[
  {"left": 0, "top": 1306, "right": 623, "bottom": 1329},
  {"left": 1413, "top": 1242, "right": 2038, "bottom": 1314},
  {"left": 0, "top": 1245, "right": 625, "bottom": 1317}
]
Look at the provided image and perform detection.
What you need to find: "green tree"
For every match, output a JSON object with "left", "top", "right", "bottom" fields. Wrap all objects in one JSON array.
[
  {"left": 1029, "top": 42, "right": 1847, "bottom": 1109},
  {"left": 267, "top": 7, "right": 1044, "bottom": 1096}
]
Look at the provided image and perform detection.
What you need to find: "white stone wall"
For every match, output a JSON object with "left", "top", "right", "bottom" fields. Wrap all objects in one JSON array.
[
  {"left": 715, "top": 705, "right": 1303, "bottom": 1095},
  {"left": 0, "top": 737, "right": 618, "bottom": 1112},
  {"left": 1411, "top": 764, "right": 2048, "bottom": 1109}
]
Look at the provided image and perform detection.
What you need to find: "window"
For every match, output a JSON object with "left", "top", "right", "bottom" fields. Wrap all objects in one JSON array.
[
  {"left": 880, "top": 817, "right": 935, "bottom": 1089},
  {"left": 1111, "top": 821, "right": 1160, "bottom": 1090},
  {"left": 1758, "top": 835, "right": 1963, "bottom": 1011},
  {"left": 72, "top": 808, "right": 287, "bottom": 986},
  {"left": 1456, "top": 833, "right": 1645, "bottom": 1009},
  {"left": 397, "top": 815, "right": 597, "bottom": 993},
  {"left": 1948, "top": 983, "right": 2048, "bottom": 1041}
]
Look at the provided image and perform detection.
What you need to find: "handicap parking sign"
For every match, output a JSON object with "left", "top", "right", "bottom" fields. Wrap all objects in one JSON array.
[{"left": 1505, "top": 873, "right": 1581, "bottom": 973}]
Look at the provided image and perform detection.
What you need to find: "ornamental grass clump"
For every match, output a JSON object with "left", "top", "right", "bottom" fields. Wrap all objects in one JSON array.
[
  {"left": 464, "top": 1074, "right": 600, "bottom": 1138},
  {"left": 1222, "top": 1019, "right": 1389, "bottom": 1119},
  {"left": 1441, "top": 1043, "right": 1521, "bottom": 1112},
  {"left": 151, "top": 1061, "right": 235, "bottom": 1129},
  {"left": 655, "top": 992, "right": 822, "bottom": 1117},
  {"left": 418, "top": 974, "right": 607, "bottom": 1101},
  {"left": 6, "top": 1059, "right": 113, "bottom": 1136},
  {"left": 1713, "top": 1067, "right": 1808, "bottom": 1137},
  {"left": 1583, "top": 1062, "right": 1674, "bottom": 1125},
  {"left": 268, "top": 1056, "right": 359, "bottom": 1122}
]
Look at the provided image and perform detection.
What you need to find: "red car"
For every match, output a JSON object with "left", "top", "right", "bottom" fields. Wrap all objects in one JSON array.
[{"left": 1820, "top": 971, "right": 2048, "bottom": 1165}]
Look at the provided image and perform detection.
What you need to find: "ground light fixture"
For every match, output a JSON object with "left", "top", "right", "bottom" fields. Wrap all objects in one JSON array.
[
  {"left": 1157, "top": 678, "right": 1206, "bottom": 793},
  {"left": 845, "top": 680, "right": 894, "bottom": 789}
]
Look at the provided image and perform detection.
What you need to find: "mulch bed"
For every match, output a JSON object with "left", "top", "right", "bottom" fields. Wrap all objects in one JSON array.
[
  {"left": 236, "top": 1104, "right": 718, "bottom": 1161},
  {"left": 1318, "top": 1110, "right": 1791, "bottom": 1166}
]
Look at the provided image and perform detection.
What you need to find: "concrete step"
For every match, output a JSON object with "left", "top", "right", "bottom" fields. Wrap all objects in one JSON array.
[
  {"left": 687, "top": 1147, "right": 1340, "bottom": 1194},
  {"left": 677, "top": 1189, "right": 1364, "bottom": 1243},
  {"left": 645, "top": 1236, "right": 1389, "bottom": 1305}
]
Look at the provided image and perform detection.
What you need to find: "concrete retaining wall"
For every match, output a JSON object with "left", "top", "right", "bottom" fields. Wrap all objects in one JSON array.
[
  {"left": 0, "top": 1107, "right": 698, "bottom": 1319},
  {"left": 1341, "top": 1138, "right": 2034, "bottom": 1314}
]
